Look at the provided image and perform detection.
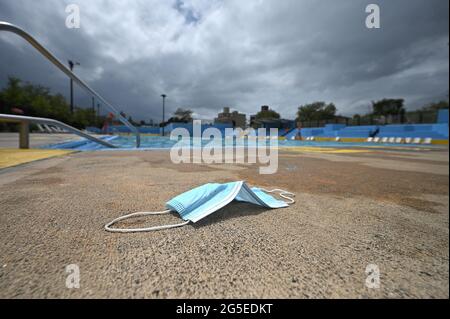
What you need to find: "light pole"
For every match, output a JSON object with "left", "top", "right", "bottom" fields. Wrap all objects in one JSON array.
[
  {"left": 161, "top": 94, "right": 166, "bottom": 136},
  {"left": 68, "top": 60, "right": 80, "bottom": 114}
]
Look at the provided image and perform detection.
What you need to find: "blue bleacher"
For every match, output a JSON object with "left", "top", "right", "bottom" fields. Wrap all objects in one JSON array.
[
  {"left": 301, "top": 128, "right": 325, "bottom": 137},
  {"left": 283, "top": 123, "right": 448, "bottom": 140},
  {"left": 334, "top": 125, "right": 378, "bottom": 138},
  {"left": 377, "top": 124, "right": 448, "bottom": 139},
  {"left": 89, "top": 120, "right": 449, "bottom": 141}
]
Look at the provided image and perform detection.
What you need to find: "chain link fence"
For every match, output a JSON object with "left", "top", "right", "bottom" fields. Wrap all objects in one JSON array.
[{"left": 299, "top": 110, "right": 440, "bottom": 128}]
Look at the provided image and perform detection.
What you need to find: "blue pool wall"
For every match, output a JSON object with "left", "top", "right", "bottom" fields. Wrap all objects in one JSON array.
[
  {"left": 89, "top": 123, "right": 449, "bottom": 140},
  {"left": 88, "top": 109, "right": 448, "bottom": 140},
  {"left": 437, "top": 109, "right": 449, "bottom": 124},
  {"left": 284, "top": 109, "right": 449, "bottom": 139},
  {"left": 284, "top": 123, "right": 448, "bottom": 140},
  {"left": 154, "top": 123, "right": 445, "bottom": 140}
]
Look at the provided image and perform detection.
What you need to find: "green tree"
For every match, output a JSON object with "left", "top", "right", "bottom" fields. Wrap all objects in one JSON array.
[
  {"left": 371, "top": 99, "right": 405, "bottom": 116},
  {"left": 420, "top": 100, "right": 449, "bottom": 111},
  {"left": 0, "top": 77, "right": 26, "bottom": 113},
  {"left": 0, "top": 77, "right": 100, "bottom": 131},
  {"left": 172, "top": 108, "right": 193, "bottom": 123},
  {"left": 72, "top": 108, "right": 95, "bottom": 129},
  {"left": 255, "top": 107, "right": 280, "bottom": 120},
  {"left": 127, "top": 116, "right": 135, "bottom": 125},
  {"left": 296, "top": 102, "right": 336, "bottom": 122}
]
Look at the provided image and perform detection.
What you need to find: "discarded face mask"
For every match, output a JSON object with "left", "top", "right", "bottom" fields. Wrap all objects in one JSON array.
[{"left": 105, "top": 181, "right": 295, "bottom": 233}]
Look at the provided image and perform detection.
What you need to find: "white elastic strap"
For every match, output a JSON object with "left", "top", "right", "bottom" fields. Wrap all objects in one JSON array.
[
  {"left": 260, "top": 188, "right": 296, "bottom": 205},
  {"left": 104, "top": 210, "right": 190, "bottom": 233}
]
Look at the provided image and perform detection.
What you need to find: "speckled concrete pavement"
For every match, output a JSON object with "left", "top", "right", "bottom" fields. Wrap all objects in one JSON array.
[{"left": 0, "top": 148, "right": 448, "bottom": 298}]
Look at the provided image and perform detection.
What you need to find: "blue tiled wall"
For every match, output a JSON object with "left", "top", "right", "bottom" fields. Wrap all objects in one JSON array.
[
  {"left": 90, "top": 120, "right": 449, "bottom": 140},
  {"left": 437, "top": 109, "right": 449, "bottom": 124},
  {"left": 283, "top": 123, "right": 448, "bottom": 139}
]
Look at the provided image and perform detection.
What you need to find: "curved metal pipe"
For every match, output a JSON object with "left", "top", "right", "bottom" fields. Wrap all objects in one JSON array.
[
  {"left": 0, "top": 113, "right": 118, "bottom": 148},
  {"left": 0, "top": 21, "right": 141, "bottom": 148}
]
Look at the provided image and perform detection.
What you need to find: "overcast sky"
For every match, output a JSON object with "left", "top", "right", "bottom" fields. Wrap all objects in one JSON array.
[{"left": 0, "top": 0, "right": 448, "bottom": 122}]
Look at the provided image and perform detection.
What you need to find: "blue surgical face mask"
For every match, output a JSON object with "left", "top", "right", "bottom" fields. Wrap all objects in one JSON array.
[{"left": 105, "top": 181, "right": 295, "bottom": 233}]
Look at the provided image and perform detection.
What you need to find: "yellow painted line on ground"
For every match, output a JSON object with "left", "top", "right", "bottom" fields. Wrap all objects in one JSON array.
[
  {"left": 281, "top": 147, "right": 371, "bottom": 154},
  {"left": 431, "top": 139, "right": 449, "bottom": 145},
  {"left": 0, "top": 148, "right": 75, "bottom": 169}
]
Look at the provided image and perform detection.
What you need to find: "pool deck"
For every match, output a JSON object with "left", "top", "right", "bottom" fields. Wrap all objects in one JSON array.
[{"left": 0, "top": 136, "right": 448, "bottom": 298}]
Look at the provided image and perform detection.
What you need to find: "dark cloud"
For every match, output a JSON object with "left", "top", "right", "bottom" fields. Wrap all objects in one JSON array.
[{"left": 0, "top": 0, "right": 448, "bottom": 122}]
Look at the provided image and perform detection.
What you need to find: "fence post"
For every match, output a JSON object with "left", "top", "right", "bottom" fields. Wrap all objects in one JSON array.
[{"left": 19, "top": 121, "right": 30, "bottom": 149}]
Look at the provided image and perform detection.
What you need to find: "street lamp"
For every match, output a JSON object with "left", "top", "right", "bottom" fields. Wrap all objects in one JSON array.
[
  {"left": 161, "top": 94, "right": 166, "bottom": 136},
  {"left": 68, "top": 60, "right": 80, "bottom": 114}
]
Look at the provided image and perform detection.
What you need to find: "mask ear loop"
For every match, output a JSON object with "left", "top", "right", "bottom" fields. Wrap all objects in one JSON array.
[
  {"left": 104, "top": 210, "right": 190, "bottom": 233},
  {"left": 259, "top": 188, "right": 296, "bottom": 205}
]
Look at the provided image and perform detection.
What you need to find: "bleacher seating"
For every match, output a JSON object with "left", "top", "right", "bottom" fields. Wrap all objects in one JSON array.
[
  {"left": 89, "top": 120, "right": 449, "bottom": 141},
  {"left": 285, "top": 123, "right": 448, "bottom": 140},
  {"left": 334, "top": 125, "right": 378, "bottom": 138},
  {"left": 377, "top": 124, "right": 448, "bottom": 139}
]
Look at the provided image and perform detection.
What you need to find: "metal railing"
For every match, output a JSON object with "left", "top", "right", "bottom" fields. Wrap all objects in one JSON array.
[
  {"left": 0, "top": 21, "right": 140, "bottom": 147},
  {"left": 0, "top": 114, "right": 117, "bottom": 149}
]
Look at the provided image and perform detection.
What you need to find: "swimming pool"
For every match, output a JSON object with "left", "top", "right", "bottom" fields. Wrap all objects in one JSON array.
[{"left": 43, "top": 135, "right": 437, "bottom": 151}]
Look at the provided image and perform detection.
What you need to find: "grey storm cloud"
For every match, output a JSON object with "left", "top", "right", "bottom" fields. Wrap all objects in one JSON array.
[{"left": 0, "top": 0, "right": 448, "bottom": 122}]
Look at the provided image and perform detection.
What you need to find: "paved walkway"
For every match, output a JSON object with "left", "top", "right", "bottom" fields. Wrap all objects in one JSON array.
[{"left": 0, "top": 145, "right": 448, "bottom": 298}]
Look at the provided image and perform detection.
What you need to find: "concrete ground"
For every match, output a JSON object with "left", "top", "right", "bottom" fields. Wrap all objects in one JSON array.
[{"left": 0, "top": 143, "right": 448, "bottom": 298}]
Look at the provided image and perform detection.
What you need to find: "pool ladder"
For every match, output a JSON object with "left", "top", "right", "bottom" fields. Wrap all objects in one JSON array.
[{"left": 0, "top": 21, "right": 141, "bottom": 148}]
